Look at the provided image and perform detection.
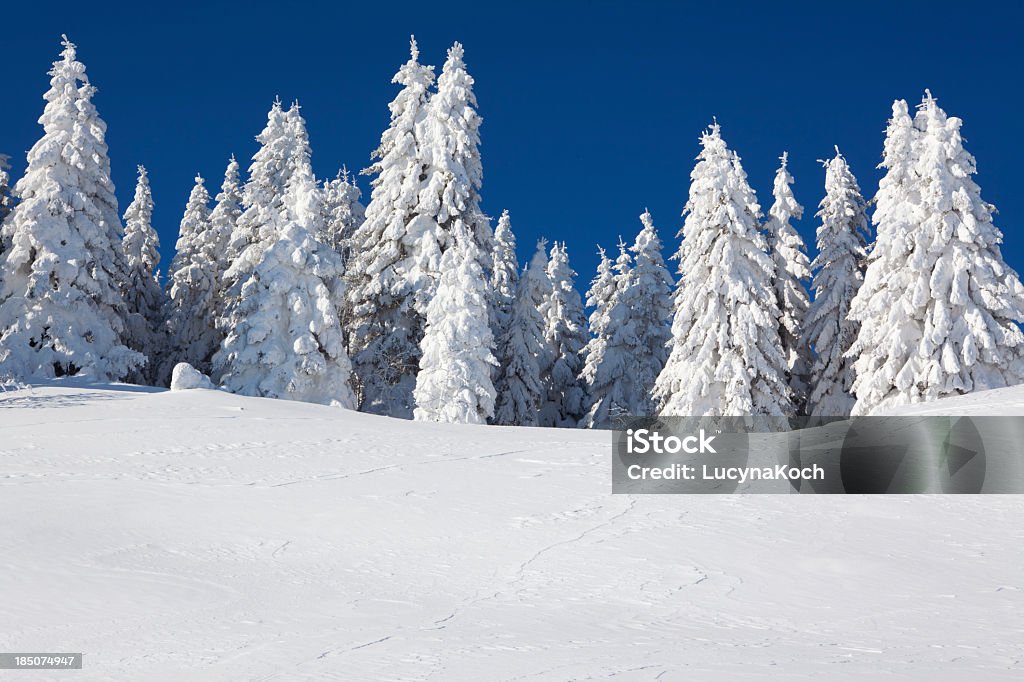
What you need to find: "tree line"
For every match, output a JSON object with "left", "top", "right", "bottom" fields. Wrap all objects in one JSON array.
[{"left": 2, "top": 37, "right": 1022, "bottom": 425}]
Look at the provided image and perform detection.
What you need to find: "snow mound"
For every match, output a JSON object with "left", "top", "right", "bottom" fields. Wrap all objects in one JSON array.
[{"left": 169, "top": 362, "right": 215, "bottom": 391}]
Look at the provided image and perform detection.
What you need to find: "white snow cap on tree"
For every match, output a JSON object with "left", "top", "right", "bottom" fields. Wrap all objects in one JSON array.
[
  {"left": 764, "top": 152, "right": 811, "bottom": 412},
  {"left": 320, "top": 167, "right": 364, "bottom": 263},
  {"left": 414, "top": 225, "right": 497, "bottom": 423},
  {"left": 805, "top": 148, "right": 869, "bottom": 417},
  {"left": 492, "top": 240, "right": 550, "bottom": 426},
  {"left": 849, "top": 92, "right": 1024, "bottom": 414},
  {"left": 654, "top": 123, "right": 792, "bottom": 416},
  {"left": 121, "top": 165, "right": 165, "bottom": 384},
  {"left": 539, "top": 242, "right": 588, "bottom": 427},
  {"left": 0, "top": 36, "right": 142, "bottom": 381},
  {"left": 346, "top": 37, "right": 436, "bottom": 417},
  {"left": 214, "top": 105, "right": 355, "bottom": 407}
]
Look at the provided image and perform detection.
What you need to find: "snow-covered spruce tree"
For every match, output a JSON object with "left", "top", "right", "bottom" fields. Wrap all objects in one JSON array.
[
  {"left": 579, "top": 243, "right": 633, "bottom": 428},
  {"left": 346, "top": 37, "right": 435, "bottom": 417},
  {"left": 849, "top": 93, "right": 1024, "bottom": 414},
  {"left": 492, "top": 240, "right": 550, "bottom": 426},
  {"left": 121, "top": 165, "right": 165, "bottom": 384},
  {"left": 206, "top": 156, "right": 243, "bottom": 322},
  {"left": 414, "top": 40, "right": 493, "bottom": 309},
  {"left": 320, "top": 167, "right": 364, "bottom": 264},
  {"left": 413, "top": 226, "right": 497, "bottom": 423},
  {"left": 805, "top": 148, "right": 869, "bottom": 417},
  {"left": 221, "top": 100, "right": 292, "bottom": 322},
  {"left": 284, "top": 103, "right": 324, "bottom": 237},
  {"left": 0, "top": 36, "right": 142, "bottom": 381},
  {"left": 0, "top": 154, "right": 12, "bottom": 226},
  {"left": 490, "top": 209, "right": 518, "bottom": 341},
  {"left": 539, "top": 242, "right": 588, "bottom": 427},
  {"left": 625, "top": 211, "right": 674, "bottom": 416},
  {"left": 160, "top": 174, "right": 216, "bottom": 382},
  {"left": 764, "top": 152, "right": 811, "bottom": 413},
  {"left": 0, "top": 154, "right": 12, "bottom": 260},
  {"left": 654, "top": 123, "right": 792, "bottom": 416},
  {"left": 214, "top": 105, "right": 356, "bottom": 407}
]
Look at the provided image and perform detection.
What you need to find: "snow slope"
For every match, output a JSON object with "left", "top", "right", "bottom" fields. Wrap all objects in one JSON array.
[
  {"left": 1, "top": 382, "right": 1022, "bottom": 680},
  {"left": 885, "top": 383, "right": 1024, "bottom": 416}
]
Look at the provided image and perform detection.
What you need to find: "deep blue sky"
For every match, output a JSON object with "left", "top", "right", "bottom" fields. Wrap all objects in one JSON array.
[{"left": 3, "top": 0, "right": 1022, "bottom": 287}]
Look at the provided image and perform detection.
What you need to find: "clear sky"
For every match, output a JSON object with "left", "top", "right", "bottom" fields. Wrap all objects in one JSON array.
[{"left": 2, "top": 0, "right": 1022, "bottom": 287}]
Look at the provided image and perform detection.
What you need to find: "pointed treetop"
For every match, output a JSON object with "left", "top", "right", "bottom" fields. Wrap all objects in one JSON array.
[
  {"left": 137, "top": 164, "right": 147, "bottom": 179},
  {"left": 779, "top": 151, "right": 789, "bottom": 168},
  {"left": 194, "top": 173, "right": 204, "bottom": 186},
  {"left": 410, "top": 35, "right": 419, "bottom": 62},
  {"left": 447, "top": 41, "right": 466, "bottom": 64},
  {"left": 60, "top": 34, "right": 75, "bottom": 56},
  {"left": 640, "top": 209, "right": 655, "bottom": 230}
]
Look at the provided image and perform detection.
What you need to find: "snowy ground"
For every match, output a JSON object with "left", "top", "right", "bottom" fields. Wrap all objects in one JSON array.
[{"left": 1, "top": 382, "right": 1022, "bottom": 680}]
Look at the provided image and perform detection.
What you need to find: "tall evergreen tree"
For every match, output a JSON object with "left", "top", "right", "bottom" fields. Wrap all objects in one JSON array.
[
  {"left": 413, "top": 226, "right": 497, "bottom": 423},
  {"left": 207, "top": 156, "right": 243, "bottom": 322},
  {"left": 492, "top": 241, "right": 549, "bottom": 426},
  {"left": 850, "top": 93, "right": 1024, "bottom": 414},
  {"left": 764, "top": 153, "right": 811, "bottom": 413},
  {"left": 805, "top": 148, "right": 869, "bottom": 417},
  {"left": 654, "top": 123, "right": 791, "bottom": 416},
  {"left": 221, "top": 100, "right": 292, "bottom": 321},
  {"left": 214, "top": 107, "right": 355, "bottom": 407},
  {"left": 539, "top": 242, "right": 587, "bottom": 427},
  {"left": 490, "top": 209, "right": 518, "bottom": 340},
  {"left": 0, "top": 154, "right": 12, "bottom": 261},
  {"left": 625, "top": 211, "right": 674, "bottom": 416},
  {"left": 161, "top": 174, "right": 216, "bottom": 382},
  {"left": 121, "top": 165, "right": 165, "bottom": 384},
  {"left": 0, "top": 154, "right": 12, "bottom": 226},
  {"left": 346, "top": 37, "right": 435, "bottom": 417},
  {"left": 415, "top": 40, "right": 492, "bottom": 307},
  {"left": 0, "top": 36, "right": 142, "bottom": 381},
  {"left": 579, "top": 243, "right": 633, "bottom": 427}
]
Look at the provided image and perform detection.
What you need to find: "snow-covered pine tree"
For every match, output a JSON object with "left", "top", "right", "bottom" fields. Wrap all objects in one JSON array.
[
  {"left": 221, "top": 100, "right": 292, "bottom": 324},
  {"left": 805, "top": 148, "right": 869, "bottom": 417},
  {"left": 539, "top": 242, "right": 588, "bottom": 427},
  {"left": 492, "top": 240, "right": 550, "bottom": 426},
  {"left": 764, "top": 152, "right": 811, "bottom": 413},
  {"left": 414, "top": 40, "right": 493, "bottom": 310},
  {"left": 206, "top": 156, "right": 243, "bottom": 322},
  {"left": 214, "top": 104, "right": 356, "bottom": 407},
  {"left": 579, "top": 243, "right": 633, "bottom": 428},
  {"left": 490, "top": 209, "right": 518, "bottom": 340},
  {"left": 160, "top": 174, "right": 217, "bottom": 382},
  {"left": 849, "top": 92, "right": 1024, "bottom": 414},
  {"left": 653, "top": 123, "right": 792, "bottom": 416},
  {"left": 320, "top": 167, "right": 364, "bottom": 264},
  {"left": 0, "top": 154, "right": 12, "bottom": 225},
  {"left": 346, "top": 37, "right": 435, "bottom": 417},
  {"left": 0, "top": 154, "right": 12, "bottom": 260},
  {"left": 0, "top": 36, "right": 143, "bottom": 381},
  {"left": 625, "top": 210, "right": 674, "bottom": 416},
  {"left": 121, "top": 165, "right": 165, "bottom": 384},
  {"left": 413, "top": 225, "right": 497, "bottom": 423}
]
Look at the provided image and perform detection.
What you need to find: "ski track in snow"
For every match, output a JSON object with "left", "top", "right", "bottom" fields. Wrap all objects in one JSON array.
[{"left": 0, "top": 383, "right": 1022, "bottom": 680}]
